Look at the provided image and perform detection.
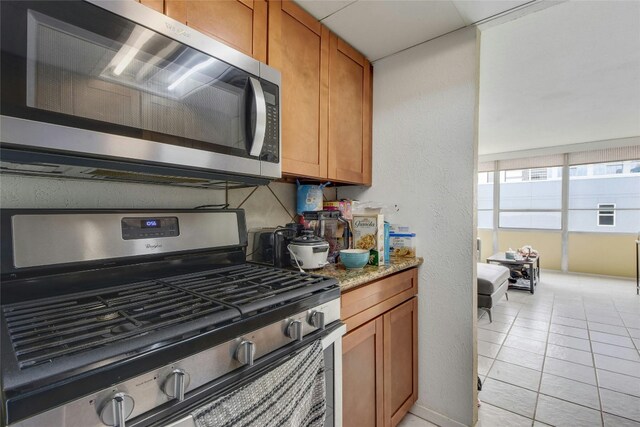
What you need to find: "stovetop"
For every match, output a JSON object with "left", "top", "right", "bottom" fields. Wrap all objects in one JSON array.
[{"left": 2, "top": 264, "right": 336, "bottom": 387}]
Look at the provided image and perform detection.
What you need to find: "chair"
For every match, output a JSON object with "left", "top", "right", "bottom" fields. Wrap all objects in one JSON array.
[{"left": 477, "top": 262, "right": 509, "bottom": 322}]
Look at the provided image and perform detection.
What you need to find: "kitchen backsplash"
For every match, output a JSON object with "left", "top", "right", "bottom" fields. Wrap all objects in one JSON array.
[
  {"left": 0, "top": 175, "right": 226, "bottom": 209},
  {"left": 227, "top": 182, "right": 337, "bottom": 231},
  {"left": 1, "top": 174, "right": 337, "bottom": 234}
]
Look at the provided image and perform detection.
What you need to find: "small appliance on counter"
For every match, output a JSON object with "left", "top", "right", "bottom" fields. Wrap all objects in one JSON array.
[
  {"left": 301, "top": 210, "right": 351, "bottom": 263},
  {"left": 248, "top": 224, "right": 302, "bottom": 268},
  {"left": 288, "top": 230, "right": 330, "bottom": 271}
]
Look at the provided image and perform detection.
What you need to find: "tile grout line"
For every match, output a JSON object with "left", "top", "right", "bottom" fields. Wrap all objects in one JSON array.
[
  {"left": 586, "top": 294, "right": 606, "bottom": 427},
  {"left": 529, "top": 290, "right": 556, "bottom": 425},
  {"left": 478, "top": 301, "right": 534, "bottom": 423}
]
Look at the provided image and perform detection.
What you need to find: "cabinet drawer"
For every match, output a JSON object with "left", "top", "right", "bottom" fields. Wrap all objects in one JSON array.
[{"left": 341, "top": 268, "right": 417, "bottom": 332}]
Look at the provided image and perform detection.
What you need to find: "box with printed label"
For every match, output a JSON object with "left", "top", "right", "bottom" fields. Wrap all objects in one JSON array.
[
  {"left": 389, "top": 233, "right": 417, "bottom": 258},
  {"left": 352, "top": 214, "right": 385, "bottom": 266}
]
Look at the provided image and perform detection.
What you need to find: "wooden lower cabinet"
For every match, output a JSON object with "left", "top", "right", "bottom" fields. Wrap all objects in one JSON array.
[
  {"left": 341, "top": 269, "right": 419, "bottom": 427},
  {"left": 342, "top": 317, "right": 384, "bottom": 427},
  {"left": 383, "top": 298, "right": 419, "bottom": 427}
]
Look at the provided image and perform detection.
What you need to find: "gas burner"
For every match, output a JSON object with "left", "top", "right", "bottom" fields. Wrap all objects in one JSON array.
[
  {"left": 96, "top": 312, "right": 119, "bottom": 322},
  {"left": 110, "top": 322, "right": 139, "bottom": 335}
]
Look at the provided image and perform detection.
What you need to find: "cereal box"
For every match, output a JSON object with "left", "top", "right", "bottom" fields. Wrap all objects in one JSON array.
[
  {"left": 389, "top": 233, "right": 417, "bottom": 258},
  {"left": 352, "top": 214, "right": 385, "bottom": 266}
]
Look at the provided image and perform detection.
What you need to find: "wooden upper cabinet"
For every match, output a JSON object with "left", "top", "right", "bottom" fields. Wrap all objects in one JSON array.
[
  {"left": 138, "top": 0, "right": 164, "bottom": 13},
  {"left": 328, "top": 34, "right": 372, "bottom": 185},
  {"left": 165, "top": 0, "right": 267, "bottom": 62},
  {"left": 269, "top": 1, "right": 329, "bottom": 179}
]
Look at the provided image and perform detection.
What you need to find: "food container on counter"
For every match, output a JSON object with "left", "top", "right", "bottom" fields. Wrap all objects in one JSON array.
[
  {"left": 352, "top": 214, "right": 385, "bottom": 266},
  {"left": 323, "top": 200, "right": 352, "bottom": 220},
  {"left": 296, "top": 181, "right": 329, "bottom": 214},
  {"left": 389, "top": 232, "right": 417, "bottom": 259}
]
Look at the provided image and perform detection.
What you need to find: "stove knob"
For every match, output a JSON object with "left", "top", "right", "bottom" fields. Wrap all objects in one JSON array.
[
  {"left": 98, "top": 392, "right": 134, "bottom": 427},
  {"left": 234, "top": 339, "right": 255, "bottom": 366},
  {"left": 162, "top": 368, "right": 190, "bottom": 401},
  {"left": 286, "top": 319, "right": 304, "bottom": 341},
  {"left": 308, "top": 311, "right": 325, "bottom": 330}
]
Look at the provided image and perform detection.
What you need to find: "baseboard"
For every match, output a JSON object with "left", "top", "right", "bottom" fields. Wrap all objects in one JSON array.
[{"left": 409, "top": 403, "right": 470, "bottom": 427}]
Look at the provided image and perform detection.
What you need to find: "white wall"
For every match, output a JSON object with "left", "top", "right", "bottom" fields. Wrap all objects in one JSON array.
[
  {"left": 0, "top": 175, "right": 226, "bottom": 208},
  {"left": 339, "top": 27, "right": 479, "bottom": 427}
]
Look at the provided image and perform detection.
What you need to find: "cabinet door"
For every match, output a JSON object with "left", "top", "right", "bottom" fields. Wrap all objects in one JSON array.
[
  {"left": 383, "top": 297, "right": 418, "bottom": 427},
  {"left": 342, "top": 317, "right": 384, "bottom": 427},
  {"left": 328, "top": 34, "right": 372, "bottom": 185},
  {"left": 138, "top": 0, "right": 164, "bottom": 13},
  {"left": 165, "top": 0, "right": 267, "bottom": 62},
  {"left": 269, "top": 1, "right": 329, "bottom": 179}
]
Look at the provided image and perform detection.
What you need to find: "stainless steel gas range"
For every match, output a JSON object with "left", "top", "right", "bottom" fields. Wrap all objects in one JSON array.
[{"left": 0, "top": 209, "right": 345, "bottom": 427}]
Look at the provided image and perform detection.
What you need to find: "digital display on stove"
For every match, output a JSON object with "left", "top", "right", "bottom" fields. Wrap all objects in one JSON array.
[
  {"left": 122, "top": 216, "right": 179, "bottom": 240},
  {"left": 142, "top": 219, "right": 160, "bottom": 228}
]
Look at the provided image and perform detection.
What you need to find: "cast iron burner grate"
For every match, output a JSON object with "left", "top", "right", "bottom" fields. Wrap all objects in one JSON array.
[{"left": 2, "top": 264, "right": 332, "bottom": 370}]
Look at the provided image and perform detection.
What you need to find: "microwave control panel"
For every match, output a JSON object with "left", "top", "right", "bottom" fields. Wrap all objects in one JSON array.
[
  {"left": 261, "top": 81, "right": 279, "bottom": 163},
  {"left": 121, "top": 217, "right": 180, "bottom": 240}
]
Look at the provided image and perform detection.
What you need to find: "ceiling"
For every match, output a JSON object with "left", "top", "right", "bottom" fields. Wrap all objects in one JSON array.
[
  {"left": 296, "top": 0, "right": 534, "bottom": 61},
  {"left": 295, "top": 1, "right": 640, "bottom": 157},
  {"left": 478, "top": 0, "right": 640, "bottom": 156}
]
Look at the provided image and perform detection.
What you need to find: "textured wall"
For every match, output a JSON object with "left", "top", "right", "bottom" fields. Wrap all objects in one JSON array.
[
  {"left": 0, "top": 175, "right": 226, "bottom": 208},
  {"left": 339, "top": 27, "right": 479, "bottom": 427}
]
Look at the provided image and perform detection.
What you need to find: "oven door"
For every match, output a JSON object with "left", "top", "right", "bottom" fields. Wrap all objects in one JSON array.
[
  {"left": 131, "top": 323, "right": 346, "bottom": 427},
  {"left": 0, "top": 0, "right": 280, "bottom": 179}
]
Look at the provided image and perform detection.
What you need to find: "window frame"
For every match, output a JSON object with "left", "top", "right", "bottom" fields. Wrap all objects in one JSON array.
[
  {"left": 596, "top": 203, "right": 616, "bottom": 227},
  {"left": 497, "top": 166, "right": 563, "bottom": 230}
]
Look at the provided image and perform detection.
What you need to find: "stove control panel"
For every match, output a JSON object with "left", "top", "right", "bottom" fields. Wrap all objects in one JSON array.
[{"left": 121, "top": 217, "right": 180, "bottom": 240}]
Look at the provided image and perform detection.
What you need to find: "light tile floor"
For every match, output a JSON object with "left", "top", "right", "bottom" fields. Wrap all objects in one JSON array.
[
  {"left": 397, "top": 413, "right": 438, "bottom": 427},
  {"left": 478, "top": 271, "right": 640, "bottom": 427},
  {"left": 396, "top": 271, "right": 639, "bottom": 427}
]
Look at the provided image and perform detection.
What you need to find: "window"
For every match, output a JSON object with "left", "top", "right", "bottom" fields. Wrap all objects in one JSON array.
[
  {"left": 593, "top": 162, "right": 625, "bottom": 176},
  {"left": 499, "top": 167, "right": 562, "bottom": 229},
  {"left": 570, "top": 166, "right": 587, "bottom": 177},
  {"left": 597, "top": 204, "right": 615, "bottom": 226},
  {"left": 606, "top": 164, "right": 623, "bottom": 174},
  {"left": 568, "top": 160, "right": 640, "bottom": 233},
  {"left": 530, "top": 168, "right": 548, "bottom": 181},
  {"left": 477, "top": 172, "right": 494, "bottom": 229}
]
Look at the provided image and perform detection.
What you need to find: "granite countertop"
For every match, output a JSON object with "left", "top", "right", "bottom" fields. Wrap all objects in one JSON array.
[{"left": 313, "top": 257, "right": 423, "bottom": 292}]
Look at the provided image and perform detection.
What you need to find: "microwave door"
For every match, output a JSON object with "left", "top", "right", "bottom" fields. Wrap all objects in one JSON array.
[{"left": 247, "top": 77, "right": 266, "bottom": 158}]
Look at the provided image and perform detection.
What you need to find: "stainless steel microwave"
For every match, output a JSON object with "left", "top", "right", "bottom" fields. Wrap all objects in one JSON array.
[{"left": 0, "top": 0, "right": 281, "bottom": 186}]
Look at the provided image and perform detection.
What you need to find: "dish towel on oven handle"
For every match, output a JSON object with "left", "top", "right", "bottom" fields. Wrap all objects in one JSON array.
[{"left": 192, "top": 339, "right": 326, "bottom": 427}]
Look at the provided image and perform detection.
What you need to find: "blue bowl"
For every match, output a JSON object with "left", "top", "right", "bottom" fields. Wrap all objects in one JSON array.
[{"left": 340, "top": 249, "right": 369, "bottom": 269}]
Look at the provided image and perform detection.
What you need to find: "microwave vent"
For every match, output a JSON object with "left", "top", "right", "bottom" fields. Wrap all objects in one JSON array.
[{"left": 0, "top": 157, "right": 257, "bottom": 190}]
